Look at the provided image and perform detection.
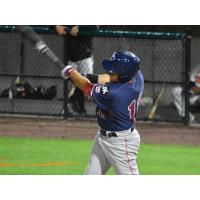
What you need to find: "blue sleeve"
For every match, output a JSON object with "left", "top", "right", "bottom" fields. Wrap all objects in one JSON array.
[
  {"left": 91, "top": 84, "right": 112, "bottom": 111},
  {"left": 133, "top": 70, "right": 144, "bottom": 94}
]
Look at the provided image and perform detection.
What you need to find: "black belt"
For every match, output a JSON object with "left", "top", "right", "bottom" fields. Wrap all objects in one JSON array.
[{"left": 100, "top": 127, "right": 134, "bottom": 138}]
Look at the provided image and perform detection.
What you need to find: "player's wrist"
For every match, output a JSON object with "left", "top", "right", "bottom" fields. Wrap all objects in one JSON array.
[
  {"left": 61, "top": 65, "right": 74, "bottom": 79},
  {"left": 85, "top": 74, "right": 99, "bottom": 83}
]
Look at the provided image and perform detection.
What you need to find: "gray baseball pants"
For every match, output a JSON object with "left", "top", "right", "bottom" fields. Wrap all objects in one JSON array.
[{"left": 85, "top": 127, "right": 140, "bottom": 175}]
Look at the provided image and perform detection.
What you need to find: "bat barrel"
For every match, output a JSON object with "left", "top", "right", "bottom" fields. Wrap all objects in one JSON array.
[{"left": 17, "top": 25, "right": 65, "bottom": 70}]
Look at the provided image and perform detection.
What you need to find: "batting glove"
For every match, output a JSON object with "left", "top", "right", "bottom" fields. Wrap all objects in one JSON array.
[{"left": 61, "top": 65, "right": 74, "bottom": 79}]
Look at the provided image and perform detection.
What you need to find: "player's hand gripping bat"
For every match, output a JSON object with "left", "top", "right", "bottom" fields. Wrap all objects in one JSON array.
[{"left": 16, "top": 25, "right": 66, "bottom": 70}]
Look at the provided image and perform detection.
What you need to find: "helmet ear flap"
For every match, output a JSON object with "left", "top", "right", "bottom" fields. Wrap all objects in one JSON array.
[
  {"left": 117, "top": 74, "right": 129, "bottom": 83},
  {"left": 118, "top": 70, "right": 136, "bottom": 82}
]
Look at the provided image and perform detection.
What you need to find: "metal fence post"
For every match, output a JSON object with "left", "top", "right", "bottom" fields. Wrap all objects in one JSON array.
[
  {"left": 63, "top": 35, "right": 68, "bottom": 119},
  {"left": 63, "top": 80, "right": 68, "bottom": 118},
  {"left": 19, "top": 33, "right": 25, "bottom": 80},
  {"left": 184, "top": 31, "right": 191, "bottom": 125}
]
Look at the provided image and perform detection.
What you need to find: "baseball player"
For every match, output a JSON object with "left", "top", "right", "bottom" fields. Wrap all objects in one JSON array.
[
  {"left": 171, "top": 64, "right": 200, "bottom": 123},
  {"left": 61, "top": 50, "right": 144, "bottom": 175},
  {"left": 55, "top": 25, "right": 97, "bottom": 116}
]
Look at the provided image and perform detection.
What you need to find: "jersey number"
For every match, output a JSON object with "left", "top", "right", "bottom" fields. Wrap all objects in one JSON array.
[{"left": 128, "top": 100, "right": 136, "bottom": 123}]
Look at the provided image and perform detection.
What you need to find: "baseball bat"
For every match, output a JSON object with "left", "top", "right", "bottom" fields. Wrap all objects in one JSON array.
[
  {"left": 16, "top": 25, "right": 65, "bottom": 70},
  {"left": 147, "top": 87, "right": 165, "bottom": 120}
]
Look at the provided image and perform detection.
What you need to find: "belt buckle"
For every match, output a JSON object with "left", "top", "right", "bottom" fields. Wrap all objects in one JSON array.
[
  {"left": 110, "top": 132, "right": 117, "bottom": 137},
  {"left": 100, "top": 129, "right": 117, "bottom": 137}
]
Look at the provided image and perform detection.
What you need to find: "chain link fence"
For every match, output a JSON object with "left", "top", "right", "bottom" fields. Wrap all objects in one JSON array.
[{"left": 0, "top": 26, "right": 191, "bottom": 123}]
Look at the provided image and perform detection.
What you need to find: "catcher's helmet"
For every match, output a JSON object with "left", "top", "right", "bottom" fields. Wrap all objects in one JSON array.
[{"left": 102, "top": 50, "right": 140, "bottom": 82}]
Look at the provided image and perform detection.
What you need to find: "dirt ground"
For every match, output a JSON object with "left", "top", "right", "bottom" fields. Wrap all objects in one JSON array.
[{"left": 0, "top": 116, "right": 200, "bottom": 146}]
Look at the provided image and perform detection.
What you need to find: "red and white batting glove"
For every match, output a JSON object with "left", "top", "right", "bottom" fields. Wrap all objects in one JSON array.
[{"left": 61, "top": 65, "right": 74, "bottom": 79}]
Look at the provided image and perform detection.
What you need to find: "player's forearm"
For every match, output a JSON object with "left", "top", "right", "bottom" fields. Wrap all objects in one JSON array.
[
  {"left": 86, "top": 73, "right": 110, "bottom": 84},
  {"left": 70, "top": 70, "right": 91, "bottom": 90},
  {"left": 61, "top": 66, "right": 93, "bottom": 96},
  {"left": 61, "top": 66, "right": 110, "bottom": 95}
]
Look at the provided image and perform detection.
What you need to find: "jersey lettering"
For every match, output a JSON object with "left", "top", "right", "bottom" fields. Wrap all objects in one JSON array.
[
  {"left": 96, "top": 108, "right": 106, "bottom": 119},
  {"left": 100, "top": 85, "right": 109, "bottom": 95},
  {"left": 128, "top": 100, "right": 136, "bottom": 123}
]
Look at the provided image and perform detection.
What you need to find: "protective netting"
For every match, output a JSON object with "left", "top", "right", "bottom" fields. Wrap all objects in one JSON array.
[
  {"left": 0, "top": 30, "right": 64, "bottom": 116},
  {"left": 0, "top": 26, "right": 191, "bottom": 123},
  {"left": 87, "top": 37, "right": 186, "bottom": 122}
]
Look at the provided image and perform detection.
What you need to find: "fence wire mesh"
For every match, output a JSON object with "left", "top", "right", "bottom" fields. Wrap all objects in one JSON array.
[{"left": 0, "top": 26, "right": 190, "bottom": 123}]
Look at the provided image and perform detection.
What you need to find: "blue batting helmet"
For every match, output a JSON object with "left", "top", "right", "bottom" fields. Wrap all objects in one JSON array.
[{"left": 102, "top": 50, "right": 140, "bottom": 82}]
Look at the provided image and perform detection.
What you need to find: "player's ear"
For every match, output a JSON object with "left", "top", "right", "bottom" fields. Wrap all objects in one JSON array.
[{"left": 110, "top": 74, "right": 119, "bottom": 82}]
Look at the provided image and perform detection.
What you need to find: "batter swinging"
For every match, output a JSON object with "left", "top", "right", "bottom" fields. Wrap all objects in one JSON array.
[{"left": 61, "top": 50, "right": 144, "bottom": 175}]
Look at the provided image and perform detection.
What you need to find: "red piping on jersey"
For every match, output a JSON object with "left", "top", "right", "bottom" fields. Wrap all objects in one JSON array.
[
  {"left": 83, "top": 82, "right": 94, "bottom": 96},
  {"left": 124, "top": 136, "right": 134, "bottom": 175}
]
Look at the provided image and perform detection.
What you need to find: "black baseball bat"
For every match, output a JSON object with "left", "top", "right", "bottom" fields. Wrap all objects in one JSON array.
[{"left": 16, "top": 25, "right": 65, "bottom": 70}]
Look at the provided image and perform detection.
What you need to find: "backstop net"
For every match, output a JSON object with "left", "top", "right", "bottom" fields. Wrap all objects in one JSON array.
[{"left": 0, "top": 26, "right": 190, "bottom": 123}]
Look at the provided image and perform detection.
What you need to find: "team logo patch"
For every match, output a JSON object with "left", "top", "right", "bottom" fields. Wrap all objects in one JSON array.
[{"left": 100, "top": 85, "right": 109, "bottom": 95}]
